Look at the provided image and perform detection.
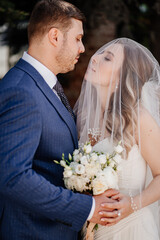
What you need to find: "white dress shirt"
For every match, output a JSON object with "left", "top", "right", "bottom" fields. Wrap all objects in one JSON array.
[
  {"left": 22, "top": 51, "right": 95, "bottom": 221},
  {"left": 22, "top": 52, "right": 57, "bottom": 88}
]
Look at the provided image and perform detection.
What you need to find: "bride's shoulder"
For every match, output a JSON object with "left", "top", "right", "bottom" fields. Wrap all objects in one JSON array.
[{"left": 139, "top": 108, "right": 160, "bottom": 137}]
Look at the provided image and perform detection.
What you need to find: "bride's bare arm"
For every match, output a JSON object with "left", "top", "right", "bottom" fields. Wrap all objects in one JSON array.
[
  {"left": 133, "top": 110, "right": 160, "bottom": 208},
  {"left": 97, "top": 110, "right": 160, "bottom": 225}
]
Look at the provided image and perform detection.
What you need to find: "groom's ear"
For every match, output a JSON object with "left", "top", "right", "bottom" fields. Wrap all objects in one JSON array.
[{"left": 48, "top": 28, "right": 61, "bottom": 47}]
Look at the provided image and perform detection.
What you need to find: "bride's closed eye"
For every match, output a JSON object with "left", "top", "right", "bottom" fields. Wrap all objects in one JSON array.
[{"left": 104, "top": 56, "right": 111, "bottom": 61}]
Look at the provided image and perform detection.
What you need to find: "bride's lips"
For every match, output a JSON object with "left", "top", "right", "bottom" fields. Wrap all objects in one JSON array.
[
  {"left": 91, "top": 67, "right": 96, "bottom": 72},
  {"left": 87, "top": 67, "right": 96, "bottom": 73}
]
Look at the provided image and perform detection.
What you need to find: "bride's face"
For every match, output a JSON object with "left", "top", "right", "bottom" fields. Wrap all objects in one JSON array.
[{"left": 85, "top": 43, "right": 124, "bottom": 88}]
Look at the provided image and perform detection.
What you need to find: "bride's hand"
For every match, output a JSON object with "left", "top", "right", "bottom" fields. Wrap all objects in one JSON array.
[{"left": 100, "top": 192, "right": 133, "bottom": 226}]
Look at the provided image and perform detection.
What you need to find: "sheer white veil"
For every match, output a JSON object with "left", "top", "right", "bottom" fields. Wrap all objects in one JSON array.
[{"left": 74, "top": 38, "right": 160, "bottom": 234}]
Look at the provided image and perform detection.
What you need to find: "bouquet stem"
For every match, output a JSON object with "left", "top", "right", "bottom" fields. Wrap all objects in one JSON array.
[{"left": 86, "top": 222, "right": 96, "bottom": 240}]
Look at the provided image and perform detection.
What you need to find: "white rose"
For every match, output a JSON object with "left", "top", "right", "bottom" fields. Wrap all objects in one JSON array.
[
  {"left": 90, "top": 153, "right": 98, "bottom": 161},
  {"left": 73, "top": 154, "right": 81, "bottom": 162},
  {"left": 73, "top": 176, "right": 88, "bottom": 192},
  {"left": 64, "top": 175, "right": 86, "bottom": 191},
  {"left": 70, "top": 162, "right": 78, "bottom": 171},
  {"left": 80, "top": 156, "right": 88, "bottom": 165},
  {"left": 84, "top": 144, "right": 92, "bottom": 154},
  {"left": 75, "top": 164, "right": 85, "bottom": 175},
  {"left": 103, "top": 167, "right": 119, "bottom": 189},
  {"left": 85, "top": 162, "right": 100, "bottom": 178},
  {"left": 64, "top": 175, "right": 75, "bottom": 190},
  {"left": 114, "top": 145, "right": 123, "bottom": 154},
  {"left": 99, "top": 154, "right": 107, "bottom": 164},
  {"left": 73, "top": 149, "right": 79, "bottom": 155},
  {"left": 92, "top": 175, "right": 109, "bottom": 195},
  {"left": 113, "top": 154, "right": 122, "bottom": 164},
  {"left": 63, "top": 169, "right": 73, "bottom": 178}
]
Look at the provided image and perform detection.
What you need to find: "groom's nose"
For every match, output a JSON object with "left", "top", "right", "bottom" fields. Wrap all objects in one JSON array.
[
  {"left": 80, "top": 43, "right": 85, "bottom": 53},
  {"left": 79, "top": 41, "right": 85, "bottom": 54}
]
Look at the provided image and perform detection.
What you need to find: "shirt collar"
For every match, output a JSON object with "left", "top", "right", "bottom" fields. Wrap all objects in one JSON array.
[{"left": 22, "top": 51, "right": 57, "bottom": 89}]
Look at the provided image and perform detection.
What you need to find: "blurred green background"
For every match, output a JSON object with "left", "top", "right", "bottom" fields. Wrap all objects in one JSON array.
[{"left": 0, "top": 0, "right": 160, "bottom": 106}]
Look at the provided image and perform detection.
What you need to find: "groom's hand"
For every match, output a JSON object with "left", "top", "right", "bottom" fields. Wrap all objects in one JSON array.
[{"left": 89, "top": 189, "right": 119, "bottom": 226}]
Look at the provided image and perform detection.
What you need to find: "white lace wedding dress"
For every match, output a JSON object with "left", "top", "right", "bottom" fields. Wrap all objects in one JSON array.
[{"left": 81, "top": 138, "right": 159, "bottom": 240}]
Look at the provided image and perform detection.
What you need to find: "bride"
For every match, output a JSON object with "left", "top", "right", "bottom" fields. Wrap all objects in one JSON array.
[{"left": 74, "top": 38, "right": 160, "bottom": 239}]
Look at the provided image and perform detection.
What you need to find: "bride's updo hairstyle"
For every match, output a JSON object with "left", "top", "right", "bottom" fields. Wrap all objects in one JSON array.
[{"left": 74, "top": 38, "right": 160, "bottom": 156}]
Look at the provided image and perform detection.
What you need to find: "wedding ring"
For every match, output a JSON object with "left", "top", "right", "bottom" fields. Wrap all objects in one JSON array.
[{"left": 117, "top": 210, "right": 121, "bottom": 217}]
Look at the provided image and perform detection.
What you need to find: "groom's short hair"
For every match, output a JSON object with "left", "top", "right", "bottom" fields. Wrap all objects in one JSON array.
[{"left": 28, "top": 0, "right": 85, "bottom": 43}]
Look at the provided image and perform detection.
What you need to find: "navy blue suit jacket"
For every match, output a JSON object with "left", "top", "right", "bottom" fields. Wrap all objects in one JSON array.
[{"left": 0, "top": 59, "right": 92, "bottom": 240}]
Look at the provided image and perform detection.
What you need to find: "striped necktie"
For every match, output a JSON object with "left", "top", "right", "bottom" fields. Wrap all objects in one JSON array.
[{"left": 53, "top": 80, "right": 75, "bottom": 120}]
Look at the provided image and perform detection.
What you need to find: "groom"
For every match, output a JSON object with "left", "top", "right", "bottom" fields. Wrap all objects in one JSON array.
[{"left": 0, "top": 0, "right": 118, "bottom": 239}]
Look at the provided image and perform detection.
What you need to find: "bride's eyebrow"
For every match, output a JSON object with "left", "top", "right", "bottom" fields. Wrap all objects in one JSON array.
[
  {"left": 106, "top": 51, "right": 114, "bottom": 57},
  {"left": 98, "top": 50, "right": 114, "bottom": 57}
]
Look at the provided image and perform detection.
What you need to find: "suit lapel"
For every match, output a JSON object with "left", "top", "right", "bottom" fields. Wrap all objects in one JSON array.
[{"left": 15, "top": 59, "right": 78, "bottom": 148}]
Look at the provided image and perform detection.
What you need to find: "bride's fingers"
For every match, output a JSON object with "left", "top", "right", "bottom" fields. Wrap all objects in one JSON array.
[
  {"left": 101, "top": 201, "right": 121, "bottom": 210},
  {"left": 101, "top": 216, "right": 120, "bottom": 224},
  {"left": 104, "top": 189, "right": 119, "bottom": 198},
  {"left": 111, "top": 193, "right": 123, "bottom": 200},
  {"left": 99, "top": 210, "right": 120, "bottom": 218}
]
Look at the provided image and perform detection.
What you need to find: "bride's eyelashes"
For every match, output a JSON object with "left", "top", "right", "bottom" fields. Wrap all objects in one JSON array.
[{"left": 104, "top": 56, "right": 111, "bottom": 61}]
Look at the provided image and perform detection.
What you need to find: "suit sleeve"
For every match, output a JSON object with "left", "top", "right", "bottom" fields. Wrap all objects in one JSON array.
[{"left": 0, "top": 87, "right": 92, "bottom": 231}]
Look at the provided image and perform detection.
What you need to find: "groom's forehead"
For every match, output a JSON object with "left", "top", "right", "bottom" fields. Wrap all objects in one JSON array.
[{"left": 68, "top": 18, "right": 84, "bottom": 35}]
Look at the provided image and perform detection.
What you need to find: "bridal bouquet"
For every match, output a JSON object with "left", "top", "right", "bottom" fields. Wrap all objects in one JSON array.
[{"left": 54, "top": 142, "right": 124, "bottom": 195}]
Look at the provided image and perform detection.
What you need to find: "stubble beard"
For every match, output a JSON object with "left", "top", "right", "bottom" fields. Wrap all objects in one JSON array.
[{"left": 56, "top": 38, "right": 76, "bottom": 74}]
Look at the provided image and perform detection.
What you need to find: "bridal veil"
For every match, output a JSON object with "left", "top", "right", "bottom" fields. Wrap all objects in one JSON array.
[{"left": 74, "top": 38, "right": 160, "bottom": 236}]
